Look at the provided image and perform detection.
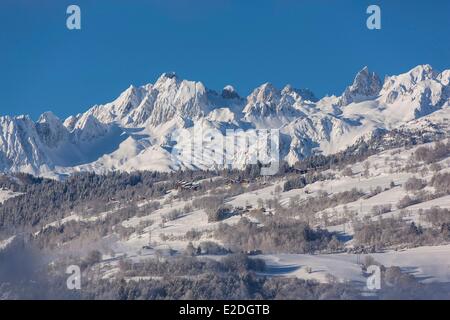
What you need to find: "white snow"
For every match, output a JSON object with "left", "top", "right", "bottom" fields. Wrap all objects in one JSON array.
[
  {"left": 0, "top": 235, "right": 15, "bottom": 251},
  {"left": 0, "top": 188, "right": 21, "bottom": 204},
  {"left": 262, "top": 244, "right": 450, "bottom": 284},
  {"left": 0, "top": 64, "right": 448, "bottom": 175},
  {"left": 30, "top": 136, "right": 450, "bottom": 286}
]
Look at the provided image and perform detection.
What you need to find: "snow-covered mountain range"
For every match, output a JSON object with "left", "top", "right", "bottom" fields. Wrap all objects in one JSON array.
[{"left": 0, "top": 64, "right": 449, "bottom": 177}]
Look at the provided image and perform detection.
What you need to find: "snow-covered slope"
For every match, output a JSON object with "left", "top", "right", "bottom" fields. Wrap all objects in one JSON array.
[
  {"left": 0, "top": 64, "right": 448, "bottom": 175},
  {"left": 0, "top": 112, "right": 123, "bottom": 174},
  {"left": 0, "top": 188, "right": 21, "bottom": 204},
  {"left": 378, "top": 64, "right": 449, "bottom": 121}
]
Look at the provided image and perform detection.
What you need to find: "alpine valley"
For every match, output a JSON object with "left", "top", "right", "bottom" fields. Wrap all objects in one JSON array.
[{"left": 1, "top": 65, "right": 450, "bottom": 300}]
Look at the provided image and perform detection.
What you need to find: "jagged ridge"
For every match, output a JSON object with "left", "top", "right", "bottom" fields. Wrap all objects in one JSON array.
[{"left": 0, "top": 64, "right": 448, "bottom": 176}]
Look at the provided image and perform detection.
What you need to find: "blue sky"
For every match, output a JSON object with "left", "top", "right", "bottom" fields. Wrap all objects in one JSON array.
[{"left": 0, "top": 0, "right": 449, "bottom": 119}]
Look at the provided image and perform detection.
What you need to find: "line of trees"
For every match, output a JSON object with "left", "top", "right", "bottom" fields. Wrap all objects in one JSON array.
[{"left": 215, "top": 217, "right": 341, "bottom": 254}]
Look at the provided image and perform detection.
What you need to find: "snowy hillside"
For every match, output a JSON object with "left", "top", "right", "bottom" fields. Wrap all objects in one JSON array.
[
  {"left": 99, "top": 139, "right": 449, "bottom": 286},
  {"left": 1, "top": 129, "right": 450, "bottom": 299}
]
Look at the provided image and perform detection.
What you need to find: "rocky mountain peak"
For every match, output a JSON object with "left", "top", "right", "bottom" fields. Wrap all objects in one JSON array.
[{"left": 340, "top": 66, "right": 382, "bottom": 106}]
